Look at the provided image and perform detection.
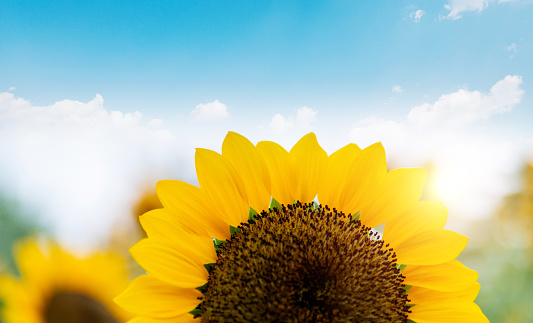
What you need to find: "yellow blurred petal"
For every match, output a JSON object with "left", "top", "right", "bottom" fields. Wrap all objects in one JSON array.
[
  {"left": 403, "top": 260, "right": 479, "bottom": 292},
  {"left": 317, "top": 143, "right": 361, "bottom": 208},
  {"left": 256, "top": 141, "right": 294, "bottom": 206},
  {"left": 408, "top": 283, "right": 481, "bottom": 306},
  {"left": 337, "top": 142, "right": 387, "bottom": 216},
  {"left": 362, "top": 167, "right": 427, "bottom": 228},
  {"left": 222, "top": 131, "right": 271, "bottom": 213},
  {"left": 287, "top": 133, "right": 328, "bottom": 203},
  {"left": 130, "top": 239, "right": 208, "bottom": 289},
  {"left": 14, "top": 239, "right": 50, "bottom": 286},
  {"left": 195, "top": 148, "right": 249, "bottom": 227},
  {"left": 115, "top": 275, "right": 201, "bottom": 319},
  {"left": 156, "top": 181, "right": 230, "bottom": 240},
  {"left": 139, "top": 213, "right": 217, "bottom": 264},
  {"left": 128, "top": 313, "right": 198, "bottom": 323},
  {"left": 384, "top": 201, "right": 447, "bottom": 246},
  {"left": 394, "top": 229, "right": 468, "bottom": 265},
  {"left": 409, "top": 302, "right": 488, "bottom": 323}
]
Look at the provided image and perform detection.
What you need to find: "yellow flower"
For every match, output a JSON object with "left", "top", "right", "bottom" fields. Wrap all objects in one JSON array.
[
  {"left": 0, "top": 238, "right": 132, "bottom": 323},
  {"left": 115, "top": 132, "right": 488, "bottom": 323}
]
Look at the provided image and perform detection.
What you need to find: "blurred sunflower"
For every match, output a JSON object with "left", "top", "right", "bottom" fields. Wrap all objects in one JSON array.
[
  {"left": 110, "top": 189, "right": 164, "bottom": 254},
  {"left": 115, "top": 132, "right": 488, "bottom": 323},
  {"left": 0, "top": 238, "right": 132, "bottom": 323}
]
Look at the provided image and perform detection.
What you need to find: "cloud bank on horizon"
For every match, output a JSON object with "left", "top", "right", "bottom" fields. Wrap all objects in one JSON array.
[{"left": 0, "top": 74, "right": 530, "bottom": 249}]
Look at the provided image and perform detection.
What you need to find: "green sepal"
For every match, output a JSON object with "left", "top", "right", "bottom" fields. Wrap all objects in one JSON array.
[
  {"left": 214, "top": 238, "right": 226, "bottom": 251},
  {"left": 196, "top": 282, "right": 208, "bottom": 292},
  {"left": 189, "top": 308, "right": 203, "bottom": 316},
  {"left": 398, "top": 264, "right": 407, "bottom": 273},
  {"left": 230, "top": 225, "right": 240, "bottom": 236},
  {"left": 269, "top": 198, "right": 282, "bottom": 210},
  {"left": 351, "top": 210, "right": 361, "bottom": 221},
  {"left": 204, "top": 263, "right": 215, "bottom": 273},
  {"left": 248, "top": 207, "right": 258, "bottom": 221},
  {"left": 312, "top": 200, "right": 320, "bottom": 211}
]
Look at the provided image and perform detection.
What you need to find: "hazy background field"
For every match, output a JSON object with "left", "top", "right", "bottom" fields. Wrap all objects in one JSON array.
[{"left": 2, "top": 1, "right": 533, "bottom": 321}]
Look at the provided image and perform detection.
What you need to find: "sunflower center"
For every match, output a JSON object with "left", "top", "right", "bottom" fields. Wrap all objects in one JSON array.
[
  {"left": 198, "top": 202, "right": 410, "bottom": 322},
  {"left": 43, "top": 291, "right": 118, "bottom": 323}
]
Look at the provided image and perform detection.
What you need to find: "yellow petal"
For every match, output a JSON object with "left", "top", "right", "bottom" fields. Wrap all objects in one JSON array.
[
  {"left": 114, "top": 275, "right": 202, "bottom": 319},
  {"left": 139, "top": 212, "right": 217, "bottom": 264},
  {"left": 195, "top": 148, "right": 249, "bottom": 227},
  {"left": 337, "top": 142, "right": 387, "bottom": 216},
  {"left": 394, "top": 229, "right": 468, "bottom": 265},
  {"left": 128, "top": 313, "right": 198, "bottom": 323},
  {"left": 140, "top": 209, "right": 198, "bottom": 239},
  {"left": 222, "top": 131, "right": 271, "bottom": 213},
  {"left": 384, "top": 201, "right": 447, "bottom": 246},
  {"left": 130, "top": 239, "right": 208, "bottom": 289},
  {"left": 408, "top": 283, "right": 481, "bottom": 306},
  {"left": 256, "top": 141, "right": 294, "bottom": 206},
  {"left": 287, "top": 133, "right": 328, "bottom": 203},
  {"left": 403, "top": 260, "right": 479, "bottom": 292},
  {"left": 317, "top": 143, "right": 361, "bottom": 208},
  {"left": 362, "top": 167, "right": 427, "bottom": 228},
  {"left": 156, "top": 180, "right": 230, "bottom": 240},
  {"left": 409, "top": 302, "right": 488, "bottom": 323}
]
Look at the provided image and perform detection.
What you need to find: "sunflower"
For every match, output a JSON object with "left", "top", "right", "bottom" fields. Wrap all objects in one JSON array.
[
  {"left": 115, "top": 132, "right": 488, "bottom": 323},
  {"left": 0, "top": 238, "right": 132, "bottom": 323}
]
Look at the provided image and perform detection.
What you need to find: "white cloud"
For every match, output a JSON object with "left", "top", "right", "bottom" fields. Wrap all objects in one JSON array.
[
  {"left": 443, "top": 0, "right": 489, "bottom": 19},
  {"left": 267, "top": 106, "right": 318, "bottom": 134},
  {"left": 296, "top": 106, "right": 318, "bottom": 124},
  {"left": 191, "top": 99, "right": 229, "bottom": 120},
  {"left": 409, "top": 9, "right": 425, "bottom": 23},
  {"left": 0, "top": 92, "right": 182, "bottom": 251},
  {"left": 506, "top": 42, "right": 517, "bottom": 58},
  {"left": 407, "top": 75, "right": 523, "bottom": 127},
  {"left": 392, "top": 85, "right": 404, "bottom": 93},
  {"left": 267, "top": 114, "right": 293, "bottom": 134},
  {"left": 442, "top": 0, "right": 518, "bottom": 20},
  {"left": 148, "top": 118, "right": 163, "bottom": 128}
]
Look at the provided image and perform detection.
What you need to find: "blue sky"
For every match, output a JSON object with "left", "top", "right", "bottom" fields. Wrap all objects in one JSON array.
[
  {"left": 2, "top": 1, "right": 531, "bottom": 121},
  {"left": 1, "top": 0, "right": 532, "bottom": 249}
]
